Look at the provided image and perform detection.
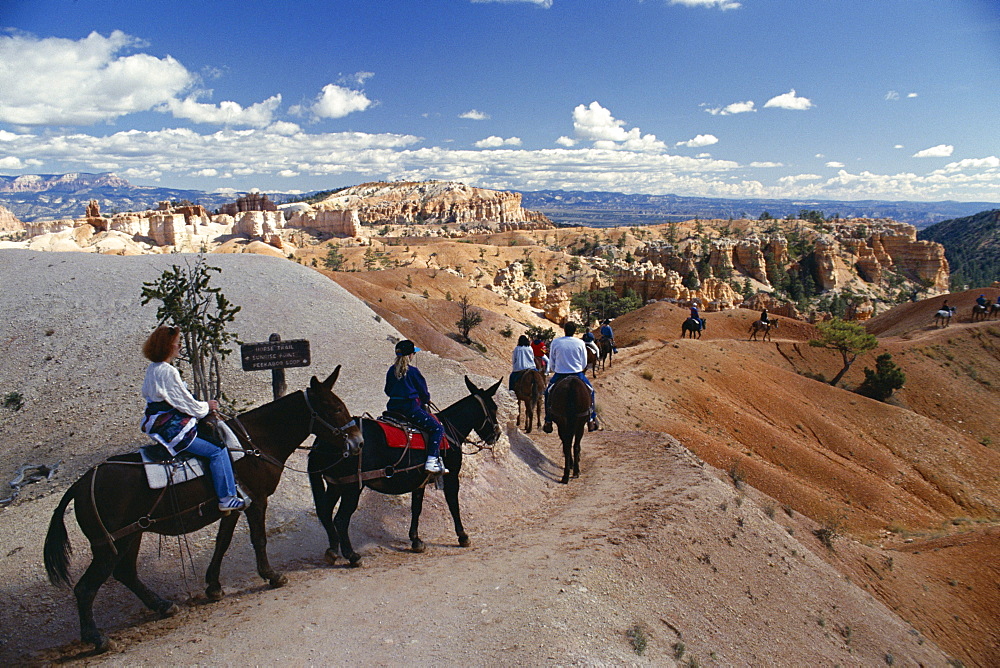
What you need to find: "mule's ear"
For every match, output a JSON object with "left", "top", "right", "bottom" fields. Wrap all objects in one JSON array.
[
  {"left": 486, "top": 378, "right": 502, "bottom": 397},
  {"left": 464, "top": 376, "right": 480, "bottom": 395},
  {"left": 322, "top": 365, "right": 342, "bottom": 390}
]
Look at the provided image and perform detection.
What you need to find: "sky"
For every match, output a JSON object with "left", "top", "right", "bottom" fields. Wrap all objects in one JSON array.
[{"left": 1, "top": 0, "right": 999, "bottom": 202}]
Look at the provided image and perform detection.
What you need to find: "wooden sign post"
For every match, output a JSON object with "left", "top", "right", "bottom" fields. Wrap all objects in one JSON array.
[{"left": 241, "top": 334, "right": 311, "bottom": 400}]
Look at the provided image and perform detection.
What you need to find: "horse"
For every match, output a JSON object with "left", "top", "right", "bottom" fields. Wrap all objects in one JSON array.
[
  {"left": 681, "top": 317, "right": 704, "bottom": 339},
  {"left": 307, "top": 377, "right": 501, "bottom": 566},
  {"left": 597, "top": 337, "right": 614, "bottom": 371},
  {"left": 586, "top": 347, "right": 598, "bottom": 378},
  {"left": 43, "top": 368, "right": 362, "bottom": 653},
  {"left": 514, "top": 368, "right": 545, "bottom": 434},
  {"left": 748, "top": 319, "right": 778, "bottom": 342},
  {"left": 548, "top": 375, "right": 591, "bottom": 484},
  {"left": 972, "top": 304, "right": 989, "bottom": 322},
  {"left": 990, "top": 303, "right": 1000, "bottom": 320},
  {"left": 934, "top": 307, "right": 956, "bottom": 327}
]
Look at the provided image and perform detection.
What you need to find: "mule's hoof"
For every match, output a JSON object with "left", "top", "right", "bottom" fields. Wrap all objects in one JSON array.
[
  {"left": 160, "top": 603, "right": 180, "bottom": 618},
  {"left": 268, "top": 574, "right": 288, "bottom": 588},
  {"left": 324, "top": 548, "right": 338, "bottom": 566},
  {"left": 347, "top": 554, "right": 363, "bottom": 568},
  {"left": 85, "top": 633, "right": 115, "bottom": 654},
  {"left": 411, "top": 540, "right": 426, "bottom": 554},
  {"left": 206, "top": 586, "right": 224, "bottom": 601},
  {"left": 559, "top": 477, "right": 569, "bottom": 484},
  {"left": 458, "top": 535, "right": 471, "bottom": 548}
]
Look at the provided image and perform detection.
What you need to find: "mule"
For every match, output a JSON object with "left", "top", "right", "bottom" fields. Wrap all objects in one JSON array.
[
  {"left": 514, "top": 368, "right": 545, "bottom": 434},
  {"left": 308, "top": 377, "right": 501, "bottom": 566},
  {"left": 990, "top": 303, "right": 1000, "bottom": 320},
  {"left": 548, "top": 375, "right": 591, "bottom": 484},
  {"left": 748, "top": 319, "right": 778, "bottom": 342},
  {"left": 597, "top": 337, "right": 614, "bottom": 371},
  {"left": 43, "top": 368, "right": 362, "bottom": 652},
  {"left": 681, "top": 317, "right": 704, "bottom": 339},
  {"left": 586, "top": 347, "right": 598, "bottom": 378},
  {"left": 934, "top": 307, "right": 956, "bottom": 327},
  {"left": 972, "top": 304, "right": 989, "bottom": 322}
]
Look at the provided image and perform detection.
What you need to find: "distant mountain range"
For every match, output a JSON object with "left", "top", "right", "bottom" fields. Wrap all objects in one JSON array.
[
  {"left": 0, "top": 173, "right": 262, "bottom": 222},
  {"left": 518, "top": 190, "right": 1000, "bottom": 230},
  {"left": 1, "top": 173, "right": 998, "bottom": 230}
]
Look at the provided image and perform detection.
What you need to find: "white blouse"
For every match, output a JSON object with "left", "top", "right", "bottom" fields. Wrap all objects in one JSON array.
[{"left": 142, "top": 362, "right": 210, "bottom": 418}]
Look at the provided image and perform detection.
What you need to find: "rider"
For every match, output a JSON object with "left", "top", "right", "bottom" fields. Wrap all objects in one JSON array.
[
  {"left": 976, "top": 294, "right": 988, "bottom": 308},
  {"left": 542, "top": 322, "right": 599, "bottom": 434},
  {"left": 141, "top": 325, "right": 245, "bottom": 512},
  {"left": 582, "top": 331, "right": 600, "bottom": 358},
  {"left": 530, "top": 336, "right": 548, "bottom": 373},
  {"left": 690, "top": 302, "right": 705, "bottom": 330},
  {"left": 510, "top": 334, "right": 536, "bottom": 390},
  {"left": 599, "top": 319, "right": 618, "bottom": 353},
  {"left": 760, "top": 307, "right": 770, "bottom": 325},
  {"left": 384, "top": 339, "right": 447, "bottom": 474}
]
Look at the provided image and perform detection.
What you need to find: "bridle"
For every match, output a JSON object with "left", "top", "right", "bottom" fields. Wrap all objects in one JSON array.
[{"left": 441, "top": 393, "right": 500, "bottom": 454}]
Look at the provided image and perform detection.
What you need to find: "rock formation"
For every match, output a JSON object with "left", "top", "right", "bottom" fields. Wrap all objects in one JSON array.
[
  {"left": 491, "top": 261, "right": 549, "bottom": 309},
  {"left": 0, "top": 205, "right": 22, "bottom": 233},
  {"left": 219, "top": 192, "right": 277, "bottom": 216},
  {"left": 290, "top": 181, "right": 551, "bottom": 233}
]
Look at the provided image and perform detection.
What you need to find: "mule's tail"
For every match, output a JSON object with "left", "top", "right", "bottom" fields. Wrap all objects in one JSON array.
[{"left": 44, "top": 478, "right": 80, "bottom": 588}]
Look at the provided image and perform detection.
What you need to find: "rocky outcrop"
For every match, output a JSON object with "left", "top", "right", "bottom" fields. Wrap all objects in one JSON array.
[
  {"left": 286, "top": 208, "right": 360, "bottom": 237},
  {"left": 301, "top": 181, "right": 552, "bottom": 229},
  {"left": 0, "top": 205, "right": 22, "bottom": 233},
  {"left": 232, "top": 210, "right": 285, "bottom": 248},
  {"left": 491, "top": 261, "right": 548, "bottom": 309},
  {"left": 219, "top": 193, "right": 277, "bottom": 216},
  {"left": 0, "top": 172, "right": 130, "bottom": 193},
  {"left": 544, "top": 289, "right": 571, "bottom": 324},
  {"left": 610, "top": 260, "right": 740, "bottom": 310}
]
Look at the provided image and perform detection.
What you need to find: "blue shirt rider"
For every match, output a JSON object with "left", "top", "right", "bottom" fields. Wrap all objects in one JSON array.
[
  {"left": 690, "top": 304, "right": 704, "bottom": 330},
  {"left": 599, "top": 319, "right": 617, "bottom": 353},
  {"left": 384, "top": 339, "right": 447, "bottom": 474},
  {"left": 976, "top": 294, "right": 988, "bottom": 307}
]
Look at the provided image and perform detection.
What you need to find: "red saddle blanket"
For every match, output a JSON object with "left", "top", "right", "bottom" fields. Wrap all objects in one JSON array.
[{"left": 376, "top": 420, "right": 446, "bottom": 452}]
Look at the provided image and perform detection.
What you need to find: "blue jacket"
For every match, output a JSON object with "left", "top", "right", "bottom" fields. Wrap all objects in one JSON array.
[
  {"left": 385, "top": 365, "right": 431, "bottom": 413},
  {"left": 599, "top": 325, "right": 613, "bottom": 339}
]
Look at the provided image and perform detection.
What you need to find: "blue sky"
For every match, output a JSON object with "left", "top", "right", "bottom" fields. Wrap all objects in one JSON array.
[{"left": 2, "top": 0, "right": 999, "bottom": 202}]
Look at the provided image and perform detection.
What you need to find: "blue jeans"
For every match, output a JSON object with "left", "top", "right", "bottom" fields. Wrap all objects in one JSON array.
[
  {"left": 182, "top": 436, "right": 238, "bottom": 499},
  {"left": 544, "top": 372, "right": 597, "bottom": 423},
  {"left": 402, "top": 406, "right": 444, "bottom": 458}
]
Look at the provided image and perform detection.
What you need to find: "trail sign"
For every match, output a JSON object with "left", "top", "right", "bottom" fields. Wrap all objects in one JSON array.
[{"left": 241, "top": 338, "right": 311, "bottom": 371}]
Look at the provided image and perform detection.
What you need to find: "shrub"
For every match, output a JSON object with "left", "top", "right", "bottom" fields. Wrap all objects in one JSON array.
[
  {"left": 855, "top": 352, "right": 905, "bottom": 402},
  {"left": 3, "top": 391, "right": 24, "bottom": 411}
]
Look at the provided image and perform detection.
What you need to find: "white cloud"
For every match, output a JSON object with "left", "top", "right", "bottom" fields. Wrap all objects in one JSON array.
[
  {"left": 475, "top": 136, "right": 522, "bottom": 148},
  {"left": 826, "top": 161, "right": 845, "bottom": 168},
  {"left": 470, "top": 0, "right": 552, "bottom": 6},
  {"left": 572, "top": 101, "right": 665, "bottom": 151},
  {"left": 669, "top": 0, "right": 741, "bottom": 9},
  {"left": 460, "top": 109, "right": 490, "bottom": 120},
  {"left": 0, "top": 156, "right": 24, "bottom": 169},
  {"left": 352, "top": 71, "right": 375, "bottom": 85},
  {"left": 913, "top": 144, "right": 954, "bottom": 158},
  {"left": 0, "top": 30, "right": 194, "bottom": 125},
  {"left": 885, "top": 90, "right": 900, "bottom": 101},
  {"left": 278, "top": 169, "right": 299, "bottom": 178},
  {"left": 750, "top": 161, "right": 783, "bottom": 168},
  {"left": 165, "top": 94, "right": 281, "bottom": 127},
  {"left": 932, "top": 156, "right": 1000, "bottom": 174},
  {"left": 907, "top": 92, "right": 918, "bottom": 98},
  {"left": 705, "top": 100, "right": 755, "bottom": 115},
  {"left": 555, "top": 136, "right": 577, "bottom": 147},
  {"left": 763, "top": 89, "right": 813, "bottom": 111},
  {"left": 778, "top": 174, "right": 822, "bottom": 185},
  {"left": 293, "top": 84, "right": 372, "bottom": 120},
  {"left": 676, "top": 134, "right": 718, "bottom": 148},
  {"left": 894, "top": 144, "right": 904, "bottom": 149},
  {"left": 193, "top": 168, "right": 218, "bottom": 177},
  {"left": 573, "top": 102, "right": 629, "bottom": 142}
]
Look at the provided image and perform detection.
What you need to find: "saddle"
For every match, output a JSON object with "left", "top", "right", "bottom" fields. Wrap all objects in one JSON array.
[
  {"left": 139, "top": 444, "right": 247, "bottom": 489},
  {"left": 375, "top": 412, "right": 447, "bottom": 452}
]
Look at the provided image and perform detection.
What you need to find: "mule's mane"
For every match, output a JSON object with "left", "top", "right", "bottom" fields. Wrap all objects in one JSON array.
[{"left": 235, "top": 389, "right": 304, "bottom": 422}]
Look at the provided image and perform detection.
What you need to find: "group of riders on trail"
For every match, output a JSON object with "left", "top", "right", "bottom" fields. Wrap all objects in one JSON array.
[
  {"left": 141, "top": 326, "right": 458, "bottom": 512},
  {"left": 514, "top": 320, "right": 614, "bottom": 436}
]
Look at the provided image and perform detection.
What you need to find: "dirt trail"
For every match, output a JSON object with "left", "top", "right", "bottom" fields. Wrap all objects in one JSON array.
[{"left": 18, "top": 427, "right": 948, "bottom": 666}]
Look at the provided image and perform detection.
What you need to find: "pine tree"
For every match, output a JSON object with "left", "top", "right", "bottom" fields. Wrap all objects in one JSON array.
[{"left": 809, "top": 317, "right": 878, "bottom": 386}]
